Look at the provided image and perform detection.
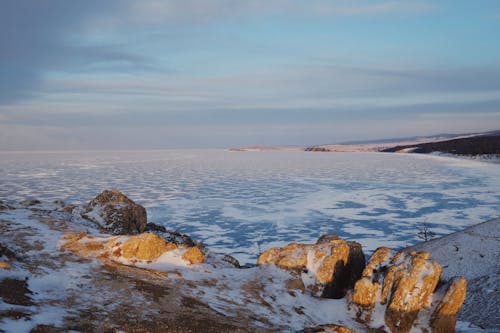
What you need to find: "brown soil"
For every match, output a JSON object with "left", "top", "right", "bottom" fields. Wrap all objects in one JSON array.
[
  {"left": 0, "top": 208, "right": 273, "bottom": 333},
  {"left": 0, "top": 278, "right": 33, "bottom": 306}
]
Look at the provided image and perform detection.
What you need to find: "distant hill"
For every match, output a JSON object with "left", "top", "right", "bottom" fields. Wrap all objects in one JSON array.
[
  {"left": 339, "top": 133, "right": 474, "bottom": 145},
  {"left": 381, "top": 134, "right": 500, "bottom": 155}
]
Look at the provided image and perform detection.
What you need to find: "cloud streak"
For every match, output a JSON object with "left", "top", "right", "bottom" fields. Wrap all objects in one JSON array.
[{"left": 124, "top": 0, "right": 436, "bottom": 25}]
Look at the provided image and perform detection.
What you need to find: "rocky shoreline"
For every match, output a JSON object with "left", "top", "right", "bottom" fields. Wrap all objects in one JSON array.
[{"left": 0, "top": 190, "right": 496, "bottom": 332}]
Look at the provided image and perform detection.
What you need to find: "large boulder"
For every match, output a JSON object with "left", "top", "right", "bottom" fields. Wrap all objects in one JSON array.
[
  {"left": 350, "top": 248, "right": 466, "bottom": 333},
  {"left": 77, "top": 189, "right": 147, "bottom": 235},
  {"left": 257, "top": 235, "right": 365, "bottom": 298}
]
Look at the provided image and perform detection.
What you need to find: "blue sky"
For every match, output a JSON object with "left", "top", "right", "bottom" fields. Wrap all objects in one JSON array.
[{"left": 1, "top": 0, "right": 500, "bottom": 149}]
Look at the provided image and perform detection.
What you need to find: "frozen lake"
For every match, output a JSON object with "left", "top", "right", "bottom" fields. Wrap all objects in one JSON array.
[{"left": 1, "top": 150, "right": 499, "bottom": 264}]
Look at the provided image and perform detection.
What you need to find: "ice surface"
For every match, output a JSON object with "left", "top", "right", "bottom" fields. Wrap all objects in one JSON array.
[{"left": 1, "top": 150, "right": 499, "bottom": 265}]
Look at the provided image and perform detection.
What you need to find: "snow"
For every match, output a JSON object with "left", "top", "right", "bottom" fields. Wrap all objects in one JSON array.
[{"left": 407, "top": 218, "right": 499, "bottom": 281}]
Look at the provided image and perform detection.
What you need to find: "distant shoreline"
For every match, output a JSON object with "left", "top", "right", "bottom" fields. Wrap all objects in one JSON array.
[{"left": 229, "top": 131, "right": 500, "bottom": 163}]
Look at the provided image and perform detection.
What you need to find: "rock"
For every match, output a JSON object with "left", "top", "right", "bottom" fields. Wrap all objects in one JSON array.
[
  {"left": 182, "top": 247, "right": 205, "bottom": 265},
  {"left": 0, "top": 261, "right": 11, "bottom": 269},
  {"left": 145, "top": 222, "right": 167, "bottom": 233},
  {"left": 79, "top": 189, "right": 147, "bottom": 235},
  {"left": 20, "top": 199, "right": 41, "bottom": 206},
  {"left": 351, "top": 248, "right": 465, "bottom": 333},
  {"left": 298, "top": 324, "right": 357, "bottom": 333},
  {"left": 145, "top": 223, "right": 204, "bottom": 251},
  {"left": 431, "top": 277, "right": 467, "bottom": 332},
  {"left": 204, "top": 252, "right": 243, "bottom": 268},
  {"left": 316, "top": 234, "right": 342, "bottom": 243},
  {"left": 258, "top": 235, "right": 365, "bottom": 298},
  {"left": 345, "top": 241, "right": 366, "bottom": 290},
  {"left": 166, "top": 230, "right": 203, "bottom": 251},
  {"left": 60, "top": 232, "right": 204, "bottom": 265},
  {"left": 384, "top": 253, "right": 441, "bottom": 333},
  {"left": 52, "top": 200, "right": 65, "bottom": 207},
  {"left": 119, "top": 233, "right": 175, "bottom": 261},
  {"left": 352, "top": 277, "right": 379, "bottom": 310},
  {"left": 222, "top": 254, "right": 241, "bottom": 268}
]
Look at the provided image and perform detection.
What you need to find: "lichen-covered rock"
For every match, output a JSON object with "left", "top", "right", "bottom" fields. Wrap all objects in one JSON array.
[
  {"left": 351, "top": 248, "right": 466, "bottom": 333},
  {"left": 119, "top": 233, "right": 173, "bottom": 261},
  {"left": 181, "top": 246, "right": 205, "bottom": 265},
  {"left": 0, "top": 261, "right": 11, "bottom": 269},
  {"left": 431, "top": 277, "right": 467, "bottom": 332},
  {"left": 352, "top": 277, "right": 379, "bottom": 309},
  {"left": 60, "top": 232, "right": 204, "bottom": 266},
  {"left": 385, "top": 253, "right": 442, "bottom": 333},
  {"left": 78, "top": 189, "right": 147, "bottom": 235},
  {"left": 258, "top": 235, "right": 365, "bottom": 298},
  {"left": 299, "top": 324, "right": 357, "bottom": 333}
]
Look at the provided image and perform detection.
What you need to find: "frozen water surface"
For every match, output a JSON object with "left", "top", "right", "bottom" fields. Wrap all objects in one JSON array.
[{"left": 1, "top": 150, "right": 499, "bottom": 264}]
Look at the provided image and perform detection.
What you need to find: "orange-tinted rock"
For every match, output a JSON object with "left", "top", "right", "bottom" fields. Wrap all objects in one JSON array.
[
  {"left": 0, "top": 261, "right": 11, "bottom": 269},
  {"left": 433, "top": 277, "right": 467, "bottom": 316},
  {"left": 257, "top": 236, "right": 363, "bottom": 298},
  {"left": 181, "top": 246, "right": 205, "bottom": 265},
  {"left": 278, "top": 243, "right": 308, "bottom": 269},
  {"left": 380, "top": 265, "right": 396, "bottom": 305},
  {"left": 351, "top": 249, "right": 465, "bottom": 333},
  {"left": 257, "top": 247, "right": 282, "bottom": 265},
  {"left": 386, "top": 253, "right": 441, "bottom": 315},
  {"left": 60, "top": 232, "right": 192, "bottom": 264},
  {"left": 385, "top": 253, "right": 441, "bottom": 333},
  {"left": 430, "top": 277, "right": 467, "bottom": 332},
  {"left": 120, "top": 233, "right": 171, "bottom": 261},
  {"left": 352, "top": 278, "right": 380, "bottom": 308},
  {"left": 361, "top": 247, "right": 392, "bottom": 278}
]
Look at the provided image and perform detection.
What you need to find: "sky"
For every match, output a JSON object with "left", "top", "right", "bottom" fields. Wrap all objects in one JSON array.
[{"left": 1, "top": 0, "right": 500, "bottom": 150}]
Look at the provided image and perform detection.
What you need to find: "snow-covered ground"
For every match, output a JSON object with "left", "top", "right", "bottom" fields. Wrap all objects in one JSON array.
[{"left": 0, "top": 203, "right": 361, "bottom": 332}]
